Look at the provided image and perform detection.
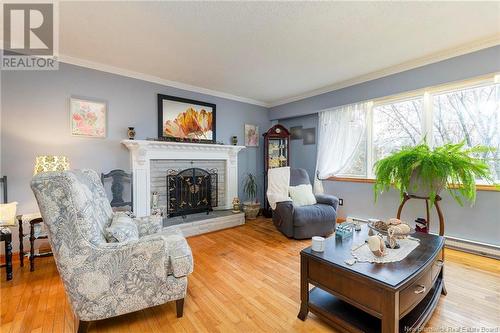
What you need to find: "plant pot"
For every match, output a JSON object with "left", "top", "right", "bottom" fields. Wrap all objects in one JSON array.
[
  {"left": 408, "top": 168, "right": 445, "bottom": 198},
  {"left": 243, "top": 202, "right": 260, "bottom": 219}
]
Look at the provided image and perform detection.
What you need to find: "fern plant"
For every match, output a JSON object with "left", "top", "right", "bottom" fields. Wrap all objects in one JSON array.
[
  {"left": 374, "top": 141, "right": 496, "bottom": 206},
  {"left": 243, "top": 173, "right": 258, "bottom": 203}
]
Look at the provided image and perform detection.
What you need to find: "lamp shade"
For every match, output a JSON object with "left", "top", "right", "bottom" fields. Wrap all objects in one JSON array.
[
  {"left": 33, "top": 155, "right": 70, "bottom": 175},
  {"left": 0, "top": 201, "right": 18, "bottom": 226}
]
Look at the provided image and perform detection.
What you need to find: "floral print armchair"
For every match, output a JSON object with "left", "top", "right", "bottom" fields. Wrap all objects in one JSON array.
[{"left": 31, "top": 169, "right": 193, "bottom": 332}]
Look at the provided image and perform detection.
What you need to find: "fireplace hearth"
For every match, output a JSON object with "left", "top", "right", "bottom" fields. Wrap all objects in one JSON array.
[{"left": 166, "top": 168, "right": 218, "bottom": 217}]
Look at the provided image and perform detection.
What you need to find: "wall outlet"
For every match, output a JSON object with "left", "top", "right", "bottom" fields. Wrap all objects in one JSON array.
[{"left": 338, "top": 198, "right": 344, "bottom": 206}]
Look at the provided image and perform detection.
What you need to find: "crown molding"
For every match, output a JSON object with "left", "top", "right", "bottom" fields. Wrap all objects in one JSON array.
[
  {"left": 269, "top": 35, "right": 500, "bottom": 108},
  {"left": 0, "top": 46, "right": 270, "bottom": 106},
  {"left": 57, "top": 54, "right": 269, "bottom": 107},
  {"left": 3, "top": 35, "right": 498, "bottom": 109}
]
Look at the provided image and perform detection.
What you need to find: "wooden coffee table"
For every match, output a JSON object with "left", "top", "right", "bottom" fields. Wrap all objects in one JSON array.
[{"left": 298, "top": 224, "right": 446, "bottom": 333}]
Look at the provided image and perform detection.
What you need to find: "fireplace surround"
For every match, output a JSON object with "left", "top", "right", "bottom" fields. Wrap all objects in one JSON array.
[{"left": 121, "top": 140, "right": 245, "bottom": 218}]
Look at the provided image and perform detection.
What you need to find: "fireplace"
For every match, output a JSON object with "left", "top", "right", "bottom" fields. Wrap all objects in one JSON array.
[
  {"left": 121, "top": 139, "right": 244, "bottom": 217},
  {"left": 122, "top": 140, "right": 246, "bottom": 236},
  {"left": 166, "top": 167, "right": 218, "bottom": 217}
]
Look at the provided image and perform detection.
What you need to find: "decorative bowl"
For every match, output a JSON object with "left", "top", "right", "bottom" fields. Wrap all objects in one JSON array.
[{"left": 368, "top": 222, "right": 415, "bottom": 237}]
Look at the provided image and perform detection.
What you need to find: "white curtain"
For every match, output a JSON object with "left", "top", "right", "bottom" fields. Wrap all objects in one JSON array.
[{"left": 314, "top": 102, "right": 370, "bottom": 193}]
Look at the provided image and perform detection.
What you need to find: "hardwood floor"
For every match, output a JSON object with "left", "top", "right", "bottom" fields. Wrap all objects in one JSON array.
[{"left": 1, "top": 218, "right": 499, "bottom": 332}]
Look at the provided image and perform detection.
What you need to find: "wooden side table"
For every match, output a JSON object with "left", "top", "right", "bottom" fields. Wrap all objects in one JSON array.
[
  {"left": 0, "top": 228, "right": 13, "bottom": 280},
  {"left": 17, "top": 214, "right": 53, "bottom": 272}
]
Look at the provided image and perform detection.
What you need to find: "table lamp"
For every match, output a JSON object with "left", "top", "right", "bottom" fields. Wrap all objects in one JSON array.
[
  {"left": 33, "top": 155, "right": 70, "bottom": 175},
  {"left": 0, "top": 202, "right": 17, "bottom": 226}
]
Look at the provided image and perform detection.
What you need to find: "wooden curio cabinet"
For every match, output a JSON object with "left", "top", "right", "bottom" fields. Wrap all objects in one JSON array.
[{"left": 263, "top": 124, "right": 291, "bottom": 217}]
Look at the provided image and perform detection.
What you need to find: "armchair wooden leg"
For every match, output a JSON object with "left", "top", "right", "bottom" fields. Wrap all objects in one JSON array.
[
  {"left": 77, "top": 320, "right": 91, "bottom": 333},
  {"left": 176, "top": 298, "right": 184, "bottom": 318}
]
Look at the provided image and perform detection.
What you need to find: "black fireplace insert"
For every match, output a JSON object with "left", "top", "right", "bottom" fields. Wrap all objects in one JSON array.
[{"left": 166, "top": 168, "right": 218, "bottom": 217}]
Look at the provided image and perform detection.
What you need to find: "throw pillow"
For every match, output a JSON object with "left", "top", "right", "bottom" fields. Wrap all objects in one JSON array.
[
  {"left": 135, "top": 215, "right": 162, "bottom": 236},
  {"left": 289, "top": 184, "right": 317, "bottom": 207},
  {"left": 106, "top": 212, "right": 139, "bottom": 242}
]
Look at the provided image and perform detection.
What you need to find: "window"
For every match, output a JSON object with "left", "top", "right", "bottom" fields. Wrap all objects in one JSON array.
[
  {"left": 372, "top": 98, "right": 423, "bottom": 163},
  {"left": 330, "top": 74, "right": 500, "bottom": 183},
  {"left": 432, "top": 83, "right": 500, "bottom": 182}
]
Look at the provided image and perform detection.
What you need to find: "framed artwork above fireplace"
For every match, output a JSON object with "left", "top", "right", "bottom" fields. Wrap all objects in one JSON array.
[{"left": 158, "top": 94, "right": 216, "bottom": 143}]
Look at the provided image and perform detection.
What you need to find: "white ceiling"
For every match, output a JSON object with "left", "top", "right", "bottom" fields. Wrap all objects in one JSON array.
[{"left": 59, "top": 1, "right": 500, "bottom": 106}]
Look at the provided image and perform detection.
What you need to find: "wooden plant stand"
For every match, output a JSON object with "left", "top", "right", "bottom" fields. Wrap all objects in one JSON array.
[
  {"left": 397, "top": 192, "right": 447, "bottom": 295},
  {"left": 396, "top": 193, "right": 445, "bottom": 237}
]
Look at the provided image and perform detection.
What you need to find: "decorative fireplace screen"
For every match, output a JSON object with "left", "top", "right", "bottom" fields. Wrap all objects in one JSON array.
[{"left": 166, "top": 168, "right": 218, "bottom": 217}]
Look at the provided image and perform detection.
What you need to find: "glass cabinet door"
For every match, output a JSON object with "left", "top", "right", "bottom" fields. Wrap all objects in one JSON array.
[{"left": 268, "top": 138, "right": 288, "bottom": 168}]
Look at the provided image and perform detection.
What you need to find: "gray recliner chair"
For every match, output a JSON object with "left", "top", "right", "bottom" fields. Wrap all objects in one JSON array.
[{"left": 272, "top": 168, "right": 338, "bottom": 239}]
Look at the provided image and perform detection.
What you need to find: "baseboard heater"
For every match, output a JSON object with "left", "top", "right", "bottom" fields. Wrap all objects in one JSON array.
[
  {"left": 344, "top": 216, "right": 500, "bottom": 259},
  {"left": 441, "top": 236, "right": 500, "bottom": 260}
]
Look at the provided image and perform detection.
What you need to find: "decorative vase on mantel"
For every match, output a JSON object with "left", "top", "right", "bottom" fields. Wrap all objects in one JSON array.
[{"left": 127, "top": 127, "right": 136, "bottom": 140}]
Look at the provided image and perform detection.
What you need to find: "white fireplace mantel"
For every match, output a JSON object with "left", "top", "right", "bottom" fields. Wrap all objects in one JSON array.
[{"left": 121, "top": 140, "right": 245, "bottom": 217}]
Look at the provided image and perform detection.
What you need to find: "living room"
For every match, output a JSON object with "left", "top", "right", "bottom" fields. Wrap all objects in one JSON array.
[{"left": 0, "top": 2, "right": 499, "bottom": 333}]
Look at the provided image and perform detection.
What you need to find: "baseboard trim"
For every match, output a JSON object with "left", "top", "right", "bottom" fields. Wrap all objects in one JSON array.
[{"left": 442, "top": 236, "right": 500, "bottom": 260}]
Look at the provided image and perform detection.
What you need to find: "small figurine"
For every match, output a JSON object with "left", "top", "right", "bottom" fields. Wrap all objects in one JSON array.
[
  {"left": 232, "top": 197, "right": 241, "bottom": 213},
  {"left": 151, "top": 191, "right": 159, "bottom": 210},
  {"left": 415, "top": 218, "right": 428, "bottom": 233}
]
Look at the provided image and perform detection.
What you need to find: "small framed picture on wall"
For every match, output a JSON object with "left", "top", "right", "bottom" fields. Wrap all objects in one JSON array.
[
  {"left": 245, "top": 124, "right": 259, "bottom": 147},
  {"left": 70, "top": 97, "right": 107, "bottom": 138}
]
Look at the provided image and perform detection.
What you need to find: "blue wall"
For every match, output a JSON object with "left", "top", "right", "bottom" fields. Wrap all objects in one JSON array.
[
  {"left": 278, "top": 114, "right": 318, "bottom": 184},
  {"left": 1, "top": 63, "right": 270, "bottom": 216},
  {"left": 270, "top": 45, "right": 500, "bottom": 120},
  {"left": 273, "top": 46, "right": 500, "bottom": 246},
  {"left": 2, "top": 46, "right": 499, "bottom": 248}
]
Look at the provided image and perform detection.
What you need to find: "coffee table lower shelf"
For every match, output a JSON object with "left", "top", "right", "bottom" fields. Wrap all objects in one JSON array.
[{"left": 308, "top": 278, "right": 443, "bottom": 333}]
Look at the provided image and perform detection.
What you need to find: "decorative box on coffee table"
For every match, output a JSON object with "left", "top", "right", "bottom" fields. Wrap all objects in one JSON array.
[{"left": 298, "top": 224, "right": 446, "bottom": 333}]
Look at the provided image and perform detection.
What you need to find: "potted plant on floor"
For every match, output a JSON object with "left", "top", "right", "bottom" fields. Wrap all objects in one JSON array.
[
  {"left": 242, "top": 173, "right": 260, "bottom": 219},
  {"left": 374, "top": 141, "right": 496, "bottom": 206}
]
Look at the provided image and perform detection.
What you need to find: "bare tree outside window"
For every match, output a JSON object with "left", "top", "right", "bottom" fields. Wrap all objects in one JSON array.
[
  {"left": 373, "top": 98, "right": 423, "bottom": 163},
  {"left": 433, "top": 84, "right": 500, "bottom": 182}
]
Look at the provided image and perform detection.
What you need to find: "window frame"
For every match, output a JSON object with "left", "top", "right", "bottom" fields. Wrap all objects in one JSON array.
[{"left": 329, "top": 72, "right": 500, "bottom": 191}]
